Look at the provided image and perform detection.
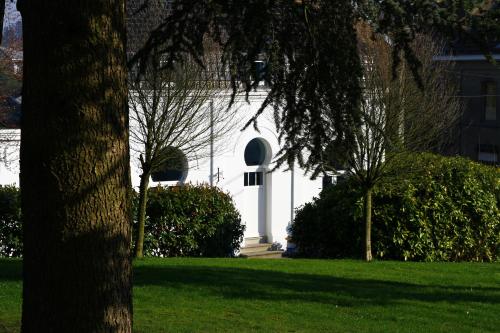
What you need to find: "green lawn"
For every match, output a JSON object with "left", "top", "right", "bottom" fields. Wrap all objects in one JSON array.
[{"left": 1, "top": 258, "right": 499, "bottom": 332}]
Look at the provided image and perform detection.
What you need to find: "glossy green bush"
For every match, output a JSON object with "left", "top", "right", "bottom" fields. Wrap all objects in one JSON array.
[
  {"left": 0, "top": 185, "right": 21, "bottom": 257},
  {"left": 291, "top": 154, "right": 500, "bottom": 261},
  {"left": 139, "top": 185, "right": 244, "bottom": 257},
  {"left": 375, "top": 154, "right": 500, "bottom": 261}
]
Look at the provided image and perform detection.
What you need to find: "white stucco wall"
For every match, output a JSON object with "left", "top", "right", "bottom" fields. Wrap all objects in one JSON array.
[
  {"left": 0, "top": 129, "right": 20, "bottom": 186},
  {"left": 131, "top": 92, "right": 322, "bottom": 248}
]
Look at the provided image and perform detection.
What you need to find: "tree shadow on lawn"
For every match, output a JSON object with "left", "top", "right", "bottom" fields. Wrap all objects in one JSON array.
[
  {"left": 134, "top": 263, "right": 500, "bottom": 308},
  {"left": 2, "top": 259, "right": 499, "bottom": 307},
  {"left": 0, "top": 259, "right": 22, "bottom": 282}
]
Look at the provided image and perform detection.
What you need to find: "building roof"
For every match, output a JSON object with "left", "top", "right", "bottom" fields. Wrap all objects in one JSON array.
[
  {"left": 0, "top": 1, "right": 172, "bottom": 129},
  {"left": 126, "top": 0, "right": 170, "bottom": 57}
]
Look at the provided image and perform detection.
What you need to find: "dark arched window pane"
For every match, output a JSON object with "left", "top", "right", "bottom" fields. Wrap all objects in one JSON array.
[
  {"left": 151, "top": 147, "right": 188, "bottom": 182},
  {"left": 244, "top": 138, "right": 266, "bottom": 166}
]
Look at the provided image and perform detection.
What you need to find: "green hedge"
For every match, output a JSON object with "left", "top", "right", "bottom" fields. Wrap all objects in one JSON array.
[
  {"left": 291, "top": 154, "right": 500, "bottom": 261},
  {"left": 138, "top": 185, "right": 244, "bottom": 257},
  {"left": 0, "top": 185, "right": 22, "bottom": 257},
  {"left": 1, "top": 184, "right": 244, "bottom": 258},
  {"left": 290, "top": 181, "right": 363, "bottom": 258}
]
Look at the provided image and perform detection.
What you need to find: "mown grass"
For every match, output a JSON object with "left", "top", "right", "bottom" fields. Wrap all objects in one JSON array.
[{"left": 1, "top": 258, "right": 499, "bottom": 332}]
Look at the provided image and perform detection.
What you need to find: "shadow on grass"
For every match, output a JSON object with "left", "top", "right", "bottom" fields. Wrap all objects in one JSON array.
[
  {"left": 133, "top": 263, "right": 500, "bottom": 307},
  {"left": 2, "top": 259, "right": 499, "bottom": 308},
  {"left": 0, "top": 259, "right": 22, "bottom": 282}
]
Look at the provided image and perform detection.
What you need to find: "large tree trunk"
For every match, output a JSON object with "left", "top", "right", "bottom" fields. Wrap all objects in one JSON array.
[
  {"left": 364, "top": 187, "right": 373, "bottom": 262},
  {"left": 19, "top": 1, "right": 132, "bottom": 332},
  {"left": 134, "top": 170, "right": 150, "bottom": 258},
  {"left": 0, "top": 0, "right": 5, "bottom": 44}
]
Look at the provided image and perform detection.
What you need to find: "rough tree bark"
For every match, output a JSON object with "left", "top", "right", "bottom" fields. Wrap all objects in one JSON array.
[{"left": 18, "top": 1, "right": 132, "bottom": 332}]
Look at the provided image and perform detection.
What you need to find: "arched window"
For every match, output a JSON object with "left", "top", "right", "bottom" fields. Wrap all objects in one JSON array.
[
  {"left": 151, "top": 147, "right": 188, "bottom": 182},
  {"left": 244, "top": 138, "right": 267, "bottom": 166}
]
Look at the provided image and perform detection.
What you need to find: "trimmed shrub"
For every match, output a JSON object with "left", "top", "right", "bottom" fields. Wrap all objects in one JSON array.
[
  {"left": 138, "top": 185, "right": 244, "bottom": 257},
  {"left": 291, "top": 154, "right": 500, "bottom": 261},
  {"left": 375, "top": 154, "right": 500, "bottom": 261},
  {"left": 0, "top": 185, "right": 22, "bottom": 257},
  {"left": 290, "top": 181, "right": 363, "bottom": 258}
]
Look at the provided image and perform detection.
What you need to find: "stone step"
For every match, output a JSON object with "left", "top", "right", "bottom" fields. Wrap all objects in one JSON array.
[
  {"left": 239, "top": 250, "right": 284, "bottom": 259},
  {"left": 244, "top": 236, "right": 268, "bottom": 246},
  {"left": 239, "top": 243, "right": 272, "bottom": 255}
]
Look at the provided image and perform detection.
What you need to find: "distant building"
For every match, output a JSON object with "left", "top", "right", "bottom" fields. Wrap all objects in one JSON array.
[
  {"left": 126, "top": 0, "right": 321, "bottom": 250},
  {"left": 436, "top": 41, "right": 500, "bottom": 166},
  {"left": 1, "top": 1, "right": 497, "bottom": 254}
]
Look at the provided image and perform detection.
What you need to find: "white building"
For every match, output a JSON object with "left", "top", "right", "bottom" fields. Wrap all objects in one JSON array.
[
  {"left": 0, "top": 0, "right": 324, "bottom": 253},
  {"left": 0, "top": 93, "right": 322, "bottom": 251}
]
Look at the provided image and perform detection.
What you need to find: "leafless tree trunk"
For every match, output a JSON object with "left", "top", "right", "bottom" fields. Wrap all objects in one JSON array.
[
  {"left": 129, "top": 47, "right": 237, "bottom": 258},
  {"left": 329, "top": 25, "right": 462, "bottom": 261}
]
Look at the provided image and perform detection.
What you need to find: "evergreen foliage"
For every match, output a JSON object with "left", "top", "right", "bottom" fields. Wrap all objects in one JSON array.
[
  {"left": 136, "top": 185, "right": 244, "bottom": 257},
  {"left": 131, "top": 0, "right": 500, "bottom": 174},
  {"left": 0, "top": 185, "right": 21, "bottom": 257},
  {"left": 0, "top": 184, "right": 245, "bottom": 258},
  {"left": 291, "top": 153, "right": 500, "bottom": 261},
  {"left": 290, "top": 180, "right": 363, "bottom": 259}
]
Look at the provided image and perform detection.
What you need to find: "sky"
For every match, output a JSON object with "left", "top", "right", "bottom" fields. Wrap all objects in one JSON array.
[{"left": 4, "top": 0, "right": 21, "bottom": 27}]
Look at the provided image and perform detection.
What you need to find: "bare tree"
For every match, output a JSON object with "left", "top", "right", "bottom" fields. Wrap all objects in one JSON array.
[
  {"left": 327, "top": 26, "right": 462, "bottom": 261},
  {"left": 129, "top": 49, "right": 238, "bottom": 258},
  {"left": 0, "top": 127, "right": 19, "bottom": 172},
  {"left": 0, "top": 21, "right": 21, "bottom": 174}
]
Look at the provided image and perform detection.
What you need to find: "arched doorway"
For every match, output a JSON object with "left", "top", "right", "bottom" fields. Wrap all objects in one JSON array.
[{"left": 242, "top": 138, "right": 271, "bottom": 244}]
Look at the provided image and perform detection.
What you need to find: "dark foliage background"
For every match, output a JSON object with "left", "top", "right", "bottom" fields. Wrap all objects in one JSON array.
[{"left": 0, "top": 185, "right": 21, "bottom": 257}]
